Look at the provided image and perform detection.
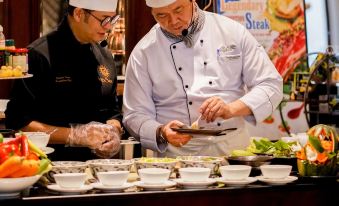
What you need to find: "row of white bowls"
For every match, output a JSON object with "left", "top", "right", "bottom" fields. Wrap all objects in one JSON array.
[{"left": 47, "top": 156, "right": 225, "bottom": 182}]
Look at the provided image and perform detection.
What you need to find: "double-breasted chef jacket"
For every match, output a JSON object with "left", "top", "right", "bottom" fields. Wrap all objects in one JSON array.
[{"left": 123, "top": 11, "right": 283, "bottom": 157}]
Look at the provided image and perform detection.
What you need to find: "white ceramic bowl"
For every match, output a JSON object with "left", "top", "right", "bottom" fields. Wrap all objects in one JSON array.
[
  {"left": 47, "top": 161, "right": 88, "bottom": 182},
  {"left": 138, "top": 168, "right": 170, "bottom": 185},
  {"left": 86, "top": 159, "right": 133, "bottom": 178},
  {"left": 179, "top": 167, "right": 211, "bottom": 182},
  {"left": 16, "top": 132, "right": 50, "bottom": 148},
  {"left": 219, "top": 165, "right": 251, "bottom": 180},
  {"left": 97, "top": 171, "right": 129, "bottom": 186},
  {"left": 0, "top": 175, "right": 41, "bottom": 193},
  {"left": 53, "top": 173, "right": 87, "bottom": 188},
  {"left": 177, "top": 156, "right": 224, "bottom": 175},
  {"left": 260, "top": 165, "right": 292, "bottom": 179}
]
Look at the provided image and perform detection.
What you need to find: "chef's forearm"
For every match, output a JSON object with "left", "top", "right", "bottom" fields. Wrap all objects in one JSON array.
[
  {"left": 225, "top": 99, "right": 253, "bottom": 118},
  {"left": 22, "top": 121, "right": 70, "bottom": 144}
]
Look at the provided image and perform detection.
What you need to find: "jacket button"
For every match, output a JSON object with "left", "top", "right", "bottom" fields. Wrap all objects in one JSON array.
[
  {"left": 188, "top": 101, "right": 193, "bottom": 105},
  {"left": 204, "top": 62, "right": 207, "bottom": 66},
  {"left": 200, "top": 40, "right": 204, "bottom": 43},
  {"left": 173, "top": 45, "right": 176, "bottom": 49},
  {"left": 178, "top": 67, "right": 182, "bottom": 71},
  {"left": 217, "top": 122, "right": 221, "bottom": 126},
  {"left": 185, "top": 85, "right": 189, "bottom": 88},
  {"left": 209, "top": 81, "right": 212, "bottom": 85}
]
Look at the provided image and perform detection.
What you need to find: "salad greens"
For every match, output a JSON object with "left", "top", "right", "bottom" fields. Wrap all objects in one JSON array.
[{"left": 246, "top": 138, "right": 299, "bottom": 157}]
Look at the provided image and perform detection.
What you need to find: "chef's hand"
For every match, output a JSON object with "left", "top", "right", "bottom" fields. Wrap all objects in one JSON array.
[
  {"left": 68, "top": 121, "right": 121, "bottom": 158},
  {"left": 200, "top": 97, "right": 252, "bottom": 123},
  {"left": 199, "top": 96, "right": 230, "bottom": 123},
  {"left": 162, "top": 120, "right": 192, "bottom": 147}
]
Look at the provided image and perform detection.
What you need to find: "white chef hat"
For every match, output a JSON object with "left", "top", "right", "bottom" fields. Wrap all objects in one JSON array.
[
  {"left": 145, "top": 0, "right": 177, "bottom": 8},
  {"left": 69, "top": 0, "right": 118, "bottom": 12}
]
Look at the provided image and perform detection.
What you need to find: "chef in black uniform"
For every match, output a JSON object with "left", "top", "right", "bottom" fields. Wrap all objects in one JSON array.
[{"left": 5, "top": 0, "right": 122, "bottom": 161}]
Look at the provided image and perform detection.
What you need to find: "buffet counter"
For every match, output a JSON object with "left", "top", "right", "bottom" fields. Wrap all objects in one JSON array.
[{"left": 1, "top": 178, "right": 338, "bottom": 206}]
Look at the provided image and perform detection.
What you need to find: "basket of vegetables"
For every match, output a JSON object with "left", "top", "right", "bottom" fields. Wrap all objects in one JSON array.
[{"left": 296, "top": 124, "right": 338, "bottom": 177}]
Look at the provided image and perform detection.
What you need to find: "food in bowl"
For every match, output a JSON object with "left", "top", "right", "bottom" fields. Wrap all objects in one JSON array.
[
  {"left": 16, "top": 132, "right": 50, "bottom": 149},
  {"left": 47, "top": 161, "right": 87, "bottom": 182},
  {"left": 86, "top": 159, "right": 133, "bottom": 178},
  {"left": 177, "top": 156, "right": 224, "bottom": 175},
  {"left": 296, "top": 124, "right": 338, "bottom": 176},
  {"left": 225, "top": 155, "right": 273, "bottom": 168}
]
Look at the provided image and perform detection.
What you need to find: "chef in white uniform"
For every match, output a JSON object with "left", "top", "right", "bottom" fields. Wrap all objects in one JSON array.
[{"left": 123, "top": 0, "right": 283, "bottom": 157}]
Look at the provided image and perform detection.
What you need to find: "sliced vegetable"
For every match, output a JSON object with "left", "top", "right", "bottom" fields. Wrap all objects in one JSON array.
[
  {"left": 0, "top": 144, "right": 21, "bottom": 164},
  {"left": 38, "top": 158, "right": 51, "bottom": 175},
  {"left": 20, "top": 134, "right": 30, "bottom": 157},
  {"left": 27, "top": 139, "right": 47, "bottom": 159},
  {"left": 9, "top": 159, "right": 39, "bottom": 178},
  {"left": 0, "top": 136, "right": 21, "bottom": 146},
  {"left": 0, "top": 156, "right": 23, "bottom": 178},
  {"left": 308, "top": 136, "right": 324, "bottom": 153},
  {"left": 231, "top": 150, "right": 255, "bottom": 157}
]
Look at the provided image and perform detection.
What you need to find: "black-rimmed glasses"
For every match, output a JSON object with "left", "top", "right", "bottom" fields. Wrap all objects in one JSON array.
[{"left": 84, "top": 10, "right": 120, "bottom": 27}]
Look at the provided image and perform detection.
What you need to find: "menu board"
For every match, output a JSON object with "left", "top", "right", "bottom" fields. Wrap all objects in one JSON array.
[{"left": 215, "top": 0, "right": 307, "bottom": 77}]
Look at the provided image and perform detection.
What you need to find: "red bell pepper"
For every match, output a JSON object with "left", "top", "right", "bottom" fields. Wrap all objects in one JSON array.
[
  {"left": 0, "top": 136, "right": 22, "bottom": 146},
  {"left": 0, "top": 144, "right": 21, "bottom": 164},
  {"left": 20, "top": 135, "right": 29, "bottom": 157}
]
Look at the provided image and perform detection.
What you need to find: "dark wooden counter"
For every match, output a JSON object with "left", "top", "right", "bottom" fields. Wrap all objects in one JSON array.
[{"left": 1, "top": 178, "right": 338, "bottom": 206}]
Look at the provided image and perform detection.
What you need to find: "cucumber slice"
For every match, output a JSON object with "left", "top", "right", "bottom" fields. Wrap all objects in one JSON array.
[{"left": 308, "top": 136, "right": 324, "bottom": 153}]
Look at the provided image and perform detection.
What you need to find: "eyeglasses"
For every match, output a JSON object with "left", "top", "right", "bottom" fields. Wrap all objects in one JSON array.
[{"left": 84, "top": 10, "right": 120, "bottom": 27}]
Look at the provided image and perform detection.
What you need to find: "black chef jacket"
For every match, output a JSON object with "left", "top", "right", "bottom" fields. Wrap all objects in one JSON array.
[{"left": 5, "top": 17, "right": 122, "bottom": 161}]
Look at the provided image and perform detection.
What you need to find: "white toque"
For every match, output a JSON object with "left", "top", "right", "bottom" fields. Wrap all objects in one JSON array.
[
  {"left": 145, "top": 0, "right": 176, "bottom": 8},
  {"left": 69, "top": 0, "right": 118, "bottom": 12}
]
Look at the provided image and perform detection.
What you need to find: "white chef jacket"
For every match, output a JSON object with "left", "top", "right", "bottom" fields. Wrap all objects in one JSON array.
[{"left": 123, "top": 11, "right": 283, "bottom": 157}]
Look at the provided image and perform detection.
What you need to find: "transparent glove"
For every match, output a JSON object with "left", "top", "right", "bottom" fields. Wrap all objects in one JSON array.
[{"left": 68, "top": 121, "right": 121, "bottom": 158}]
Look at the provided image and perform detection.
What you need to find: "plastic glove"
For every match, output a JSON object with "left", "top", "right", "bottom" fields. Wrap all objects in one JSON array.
[{"left": 68, "top": 121, "right": 121, "bottom": 158}]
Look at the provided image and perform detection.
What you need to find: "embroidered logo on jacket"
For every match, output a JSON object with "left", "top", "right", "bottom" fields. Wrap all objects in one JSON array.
[
  {"left": 98, "top": 65, "right": 112, "bottom": 84},
  {"left": 55, "top": 76, "right": 72, "bottom": 83}
]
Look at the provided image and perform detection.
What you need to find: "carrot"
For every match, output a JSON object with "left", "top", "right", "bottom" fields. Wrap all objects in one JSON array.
[
  {"left": 320, "top": 140, "right": 333, "bottom": 151},
  {"left": 296, "top": 148, "right": 306, "bottom": 160},
  {"left": 0, "top": 156, "right": 23, "bottom": 178},
  {"left": 9, "top": 159, "right": 40, "bottom": 178},
  {"left": 317, "top": 152, "right": 328, "bottom": 163}
]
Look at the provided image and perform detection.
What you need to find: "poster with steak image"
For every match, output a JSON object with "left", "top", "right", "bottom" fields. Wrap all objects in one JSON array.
[
  {"left": 215, "top": 0, "right": 307, "bottom": 77},
  {"left": 214, "top": 0, "right": 308, "bottom": 139}
]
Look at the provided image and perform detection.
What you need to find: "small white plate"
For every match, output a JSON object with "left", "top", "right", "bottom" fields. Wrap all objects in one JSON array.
[
  {"left": 91, "top": 182, "right": 134, "bottom": 192},
  {"left": 216, "top": 177, "right": 257, "bottom": 186},
  {"left": 41, "top": 147, "right": 55, "bottom": 154},
  {"left": 47, "top": 184, "right": 92, "bottom": 194},
  {"left": 256, "top": 176, "right": 298, "bottom": 185},
  {"left": 134, "top": 180, "right": 176, "bottom": 191},
  {"left": 173, "top": 178, "right": 217, "bottom": 189}
]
